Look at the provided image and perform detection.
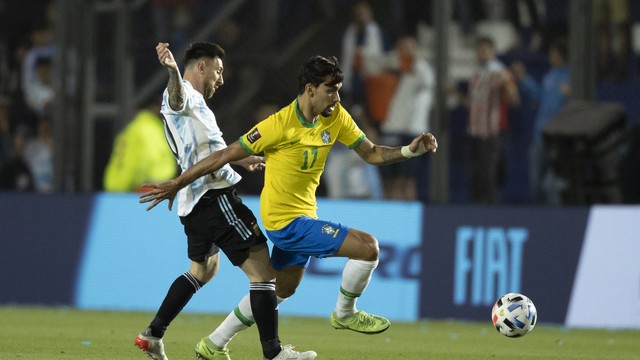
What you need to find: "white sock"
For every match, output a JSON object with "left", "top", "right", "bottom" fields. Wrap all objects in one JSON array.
[
  {"left": 334, "top": 259, "right": 378, "bottom": 319},
  {"left": 209, "top": 294, "right": 287, "bottom": 348}
]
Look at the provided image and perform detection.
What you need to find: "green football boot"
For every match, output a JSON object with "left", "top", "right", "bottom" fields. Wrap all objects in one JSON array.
[
  {"left": 194, "top": 337, "right": 230, "bottom": 360},
  {"left": 330, "top": 310, "right": 391, "bottom": 334}
]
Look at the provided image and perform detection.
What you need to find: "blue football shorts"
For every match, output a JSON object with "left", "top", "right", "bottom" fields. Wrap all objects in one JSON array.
[{"left": 266, "top": 216, "right": 350, "bottom": 271}]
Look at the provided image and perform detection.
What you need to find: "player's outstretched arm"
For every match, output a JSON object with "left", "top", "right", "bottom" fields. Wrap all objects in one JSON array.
[
  {"left": 354, "top": 132, "right": 437, "bottom": 165},
  {"left": 139, "top": 141, "right": 251, "bottom": 211},
  {"left": 155, "top": 42, "right": 185, "bottom": 111}
]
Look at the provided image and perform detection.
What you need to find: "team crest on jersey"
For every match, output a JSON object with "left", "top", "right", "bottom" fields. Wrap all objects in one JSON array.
[
  {"left": 321, "top": 223, "right": 339, "bottom": 237},
  {"left": 246, "top": 128, "right": 262, "bottom": 144},
  {"left": 321, "top": 130, "right": 331, "bottom": 144}
]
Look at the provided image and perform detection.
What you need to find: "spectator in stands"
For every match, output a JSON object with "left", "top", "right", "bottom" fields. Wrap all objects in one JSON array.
[
  {"left": 24, "top": 56, "right": 54, "bottom": 119},
  {"left": 503, "top": 59, "right": 537, "bottom": 203},
  {"left": 103, "top": 99, "right": 177, "bottom": 192},
  {"left": 21, "top": 20, "right": 55, "bottom": 104},
  {"left": 19, "top": 20, "right": 55, "bottom": 133},
  {"left": 340, "top": 0, "right": 385, "bottom": 109},
  {"left": 512, "top": 38, "right": 570, "bottom": 205},
  {"left": 451, "top": 36, "right": 520, "bottom": 203},
  {"left": 0, "top": 126, "right": 34, "bottom": 192},
  {"left": 378, "top": 36, "right": 435, "bottom": 200},
  {"left": 23, "top": 116, "right": 54, "bottom": 193}
]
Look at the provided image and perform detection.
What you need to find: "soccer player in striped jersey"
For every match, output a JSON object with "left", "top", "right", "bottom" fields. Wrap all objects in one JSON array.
[
  {"left": 134, "top": 42, "right": 316, "bottom": 360},
  {"left": 140, "top": 55, "right": 437, "bottom": 352}
]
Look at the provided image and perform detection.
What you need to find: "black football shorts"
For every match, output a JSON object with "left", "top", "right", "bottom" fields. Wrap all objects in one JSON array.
[{"left": 179, "top": 187, "right": 267, "bottom": 265}]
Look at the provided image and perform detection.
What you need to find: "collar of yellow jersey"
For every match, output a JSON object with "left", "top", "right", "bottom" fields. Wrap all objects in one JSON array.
[{"left": 294, "top": 98, "right": 320, "bottom": 128}]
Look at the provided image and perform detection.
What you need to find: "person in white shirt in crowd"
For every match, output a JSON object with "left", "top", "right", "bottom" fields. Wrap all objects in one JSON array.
[
  {"left": 379, "top": 36, "right": 435, "bottom": 200},
  {"left": 340, "top": 0, "right": 385, "bottom": 108}
]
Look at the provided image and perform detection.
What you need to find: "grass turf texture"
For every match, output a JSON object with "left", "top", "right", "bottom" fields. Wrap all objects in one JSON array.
[{"left": 1, "top": 307, "right": 638, "bottom": 359}]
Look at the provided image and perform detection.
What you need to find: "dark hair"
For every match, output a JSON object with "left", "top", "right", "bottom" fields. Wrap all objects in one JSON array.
[
  {"left": 35, "top": 56, "right": 52, "bottom": 68},
  {"left": 297, "top": 55, "right": 344, "bottom": 95},
  {"left": 549, "top": 37, "right": 568, "bottom": 60},
  {"left": 183, "top": 42, "right": 226, "bottom": 67},
  {"left": 475, "top": 36, "right": 495, "bottom": 48}
]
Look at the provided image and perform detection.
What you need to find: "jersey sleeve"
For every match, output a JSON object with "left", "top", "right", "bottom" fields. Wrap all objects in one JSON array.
[
  {"left": 162, "top": 81, "right": 194, "bottom": 114},
  {"left": 239, "top": 114, "right": 282, "bottom": 155},
  {"left": 336, "top": 111, "right": 365, "bottom": 149}
]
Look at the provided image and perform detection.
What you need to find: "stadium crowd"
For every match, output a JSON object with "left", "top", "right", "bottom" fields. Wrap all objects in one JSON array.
[{"left": 1, "top": 0, "right": 639, "bottom": 205}]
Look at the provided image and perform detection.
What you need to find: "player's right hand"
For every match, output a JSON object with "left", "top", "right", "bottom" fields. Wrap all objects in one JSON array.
[
  {"left": 139, "top": 179, "right": 179, "bottom": 211},
  {"left": 156, "top": 42, "right": 178, "bottom": 71}
]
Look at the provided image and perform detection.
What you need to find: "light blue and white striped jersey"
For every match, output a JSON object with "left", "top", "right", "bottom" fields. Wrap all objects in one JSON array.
[{"left": 161, "top": 80, "right": 241, "bottom": 216}]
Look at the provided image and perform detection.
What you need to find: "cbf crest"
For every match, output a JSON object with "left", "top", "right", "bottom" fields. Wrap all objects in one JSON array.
[
  {"left": 321, "top": 130, "right": 331, "bottom": 144},
  {"left": 321, "top": 223, "right": 339, "bottom": 237}
]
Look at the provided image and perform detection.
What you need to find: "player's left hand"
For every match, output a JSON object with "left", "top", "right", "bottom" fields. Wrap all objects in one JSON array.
[{"left": 139, "top": 180, "right": 180, "bottom": 211}]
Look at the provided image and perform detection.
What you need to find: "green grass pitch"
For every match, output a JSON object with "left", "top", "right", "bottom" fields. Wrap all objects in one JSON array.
[{"left": 1, "top": 306, "right": 638, "bottom": 359}]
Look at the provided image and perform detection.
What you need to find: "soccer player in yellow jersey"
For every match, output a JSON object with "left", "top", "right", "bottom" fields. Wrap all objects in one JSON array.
[
  {"left": 140, "top": 55, "right": 437, "bottom": 355},
  {"left": 136, "top": 42, "right": 316, "bottom": 360}
]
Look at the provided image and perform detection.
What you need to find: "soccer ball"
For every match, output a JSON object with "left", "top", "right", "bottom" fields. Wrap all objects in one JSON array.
[{"left": 491, "top": 293, "right": 537, "bottom": 338}]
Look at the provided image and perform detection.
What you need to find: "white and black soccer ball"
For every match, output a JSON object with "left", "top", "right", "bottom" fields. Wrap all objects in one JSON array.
[{"left": 491, "top": 293, "right": 537, "bottom": 338}]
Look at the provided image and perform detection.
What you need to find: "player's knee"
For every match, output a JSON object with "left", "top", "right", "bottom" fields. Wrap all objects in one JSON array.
[
  {"left": 275, "top": 284, "right": 296, "bottom": 299},
  {"left": 247, "top": 269, "right": 276, "bottom": 283},
  {"left": 191, "top": 261, "right": 218, "bottom": 284},
  {"left": 359, "top": 233, "right": 379, "bottom": 261},
  {"left": 202, "top": 270, "right": 216, "bottom": 283},
  {"left": 197, "top": 268, "right": 217, "bottom": 284}
]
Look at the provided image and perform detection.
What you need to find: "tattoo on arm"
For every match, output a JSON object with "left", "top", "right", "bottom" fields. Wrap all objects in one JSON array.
[
  {"left": 357, "top": 145, "right": 404, "bottom": 165},
  {"left": 354, "top": 139, "right": 406, "bottom": 165},
  {"left": 379, "top": 146, "right": 404, "bottom": 164},
  {"left": 167, "top": 69, "right": 185, "bottom": 111}
]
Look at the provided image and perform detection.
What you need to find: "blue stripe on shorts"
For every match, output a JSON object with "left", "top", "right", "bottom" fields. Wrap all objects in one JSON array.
[{"left": 266, "top": 216, "right": 350, "bottom": 270}]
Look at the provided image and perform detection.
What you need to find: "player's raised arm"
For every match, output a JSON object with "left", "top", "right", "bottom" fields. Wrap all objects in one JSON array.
[
  {"left": 139, "top": 140, "right": 251, "bottom": 211},
  {"left": 354, "top": 132, "right": 437, "bottom": 165},
  {"left": 156, "top": 42, "right": 185, "bottom": 111}
]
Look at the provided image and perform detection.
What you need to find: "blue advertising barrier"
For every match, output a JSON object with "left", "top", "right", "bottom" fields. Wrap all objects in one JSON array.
[
  {"left": 419, "top": 206, "right": 590, "bottom": 324},
  {"left": 3, "top": 192, "right": 636, "bottom": 328},
  {"left": 75, "top": 194, "right": 422, "bottom": 321},
  {"left": 0, "top": 192, "right": 95, "bottom": 305}
]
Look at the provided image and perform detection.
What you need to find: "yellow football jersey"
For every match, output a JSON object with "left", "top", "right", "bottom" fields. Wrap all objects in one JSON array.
[{"left": 239, "top": 99, "right": 365, "bottom": 230}]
